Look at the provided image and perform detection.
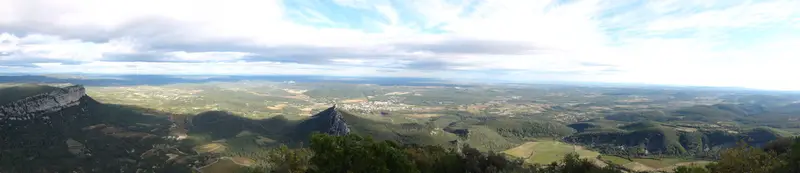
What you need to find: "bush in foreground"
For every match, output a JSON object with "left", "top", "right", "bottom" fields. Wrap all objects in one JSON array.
[
  {"left": 242, "top": 133, "right": 627, "bottom": 173},
  {"left": 241, "top": 135, "right": 800, "bottom": 173},
  {"left": 675, "top": 138, "right": 800, "bottom": 173}
]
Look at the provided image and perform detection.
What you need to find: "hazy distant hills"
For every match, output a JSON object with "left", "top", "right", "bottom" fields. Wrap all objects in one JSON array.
[
  {"left": 0, "top": 75, "right": 464, "bottom": 87},
  {"left": 565, "top": 121, "right": 791, "bottom": 158},
  {"left": 565, "top": 99, "right": 800, "bottom": 158}
]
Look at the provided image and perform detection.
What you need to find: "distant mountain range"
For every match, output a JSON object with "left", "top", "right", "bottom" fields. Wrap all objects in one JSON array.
[{"left": 0, "top": 74, "right": 468, "bottom": 87}]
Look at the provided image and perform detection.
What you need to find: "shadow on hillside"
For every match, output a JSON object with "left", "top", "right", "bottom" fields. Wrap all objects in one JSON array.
[
  {"left": 184, "top": 107, "right": 459, "bottom": 149},
  {"left": 188, "top": 111, "right": 294, "bottom": 140},
  {"left": 0, "top": 96, "right": 186, "bottom": 173},
  {"left": 83, "top": 97, "right": 176, "bottom": 129},
  {"left": 79, "top": 98, "right": 459, "bottom": 149}
]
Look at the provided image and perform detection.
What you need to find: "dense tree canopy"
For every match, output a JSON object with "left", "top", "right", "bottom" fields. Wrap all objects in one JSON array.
[
  {"left": 241, "top": 134, "right": 800, "bottom": 173},
  {"left": 242, "top": 133, "right": 630, "bottom": 173},
  {"left": 674, "top": 138, "right": 800, "bottom": 173}
]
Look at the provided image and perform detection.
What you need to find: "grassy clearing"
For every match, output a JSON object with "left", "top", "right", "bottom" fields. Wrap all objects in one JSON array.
[
  {"left": 632, "top": 158, "right": 690, "bottom": 169},
  {"left": 599, "top": 155, "right": 632, "bottom": 165},
  {"left": 199, "top": 158, "right": 244, "bottom": 173},
  {"left": 657, "top": 161, "right": 713, "bottom": 172},
  {"left": 407, "top": 114, "right": 443, "bottom": 118},
  {"left": 503, "top": 142, "right": 538, "bottom": 160},
  {"left": 597, "top": 155, "right": 712, "bottom": 172},
  {"left": 622, "top": 162, "right": 655, "bottom": 172},
  {"left": 230, "top": 157, "right": 256, "bottom": 167},
  {"left": 194, "top": 143, "right": 226, "bottom": 153},
  {"left": 266, "top": 104, "right": 288, "bottom": 110},
  {"left": 503, "top": 141, "right": 600, "bottom": 164},
  {"left": 341, "top": 98, "right": 368, "bottom": 103}
]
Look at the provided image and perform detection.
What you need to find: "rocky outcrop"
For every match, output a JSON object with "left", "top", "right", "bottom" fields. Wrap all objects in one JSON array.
[
  {"left": 0, "top": 85, "right": 86, "bottom": 121},
  {"left": 315, "top": 105, "right": 351, "bottom": 136}
]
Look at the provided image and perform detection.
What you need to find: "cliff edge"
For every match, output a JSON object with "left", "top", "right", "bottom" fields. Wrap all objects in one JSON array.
[{"left": 0, "top": 85, "right": 86, "bottom": 121}]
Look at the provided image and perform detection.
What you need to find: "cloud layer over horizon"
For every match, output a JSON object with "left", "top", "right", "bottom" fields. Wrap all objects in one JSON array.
[{"left": 1, "top": 0, "right": 799, "bottom": 90}]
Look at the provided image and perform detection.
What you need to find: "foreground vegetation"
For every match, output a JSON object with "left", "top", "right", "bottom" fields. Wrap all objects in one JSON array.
[
  {"left": 239, "top": 133, "right": 626, "bottom": 173},
  {"left": 230, "top": 134, "right": 800, "bottom": 173},
  {"left": 672, "top": 137, "right": 800, "bottom": 173}
]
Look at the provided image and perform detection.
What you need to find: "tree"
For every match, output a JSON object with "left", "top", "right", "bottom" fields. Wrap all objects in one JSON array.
[
  {"left": 403, "top": 145, "right": 465, "bottom": 173},
  {"left": 255, "top": 133, "right": 633, "bottom": 173},
  {"left": 674, "top": 166, "right": 710, "bottom": 173},
  {"left": 269, "top": 145, "right": 312, "bottom": 173},
  {"left": 546, "top": 153, "right": 625, "bottom": 173},
  {"left": 308, "top": 133, "right": 418, "bottom": 173},
  {"left": 773, "top": 138, "right": 800, "bottom": 173},
  {"left": 705, "top": 142, "right": 784, "bottom": 173}
]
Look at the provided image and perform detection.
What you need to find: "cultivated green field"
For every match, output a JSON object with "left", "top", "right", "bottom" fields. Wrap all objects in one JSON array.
[
  {"left": 503, "top": 140, "right": 601, "bottom": 164},
  {"left": 599, "top": 155, "right": 713, "bottom": 172},
  {"left": 599, "top": 155, "right": 632, "bottom": 165},
  {"left": 198, "top": 158, "right": 248, "bottom": 173},
  {"left": 504, "top": 141, "right": 713, "bottom": 173},
  {"left": 194, "top": 143, "right": 226, "bottom": 153},
  {"left": 633, "top": 158, "right": 691, "bottom": 168}
]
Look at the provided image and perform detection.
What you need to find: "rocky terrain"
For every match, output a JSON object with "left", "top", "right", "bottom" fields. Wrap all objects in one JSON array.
[
  {"left": 0, "top": 85, "right": 202, "bottom": 173},
  {"left": 0, "top": 85, "right": 85, "bottom": 121},
  {"left": 316, "top": 105, "right": 351, "bottom": 136}
]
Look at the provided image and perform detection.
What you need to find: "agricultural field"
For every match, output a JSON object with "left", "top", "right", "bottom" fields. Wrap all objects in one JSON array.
[
  {"left": 599, "top": 155, "right": 632, "bottom": 165},
  {"left": 194, "top": 143, "right": 227, "bottom": 154},
  {"left": 599, "top": 155, "right": 712, "bottom": 172},
  {"left": 503, "top": 141, "right": 714, "bottom": 173},
  {"left": 503, "top": 140, "right": 601, "bottom": 165},
  {"left": 197, "top": 158, "right": 250, "bottom": 173}
]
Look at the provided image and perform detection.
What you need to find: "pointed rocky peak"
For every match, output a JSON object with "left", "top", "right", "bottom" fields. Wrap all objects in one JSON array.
[{"left": 309, "top": 105, "right": 351, "bottom": 136}]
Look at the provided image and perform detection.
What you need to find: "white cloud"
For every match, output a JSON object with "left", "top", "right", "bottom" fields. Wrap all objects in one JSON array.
[
  {"left": 0, "top": 0, "right": 799, "bottom": 90},
  {"left": 332, "top": 0, "right": 374, "bottom": 9},
  {"left": 1, "top": 33, "right": 137, "bottom": 62},
  {"left": 22, "top": 61, "right": 433, "bottom": 78},
  {"left": 376, "top": 5, "right": 399, "bottom": 25},
  {"left": 164, "top": 51, "right": 253, "bottom": 62},
  {"left": 646, "top": 0, "right": 800, "bottom": 31}
]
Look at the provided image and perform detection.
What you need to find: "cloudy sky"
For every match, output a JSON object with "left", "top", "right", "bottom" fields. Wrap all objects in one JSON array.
[{"left": 1, "top": 0, "right": 799, "bottom": 90}]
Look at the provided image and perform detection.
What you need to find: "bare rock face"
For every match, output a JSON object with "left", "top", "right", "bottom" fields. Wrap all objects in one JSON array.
[
  {"left": 0, "top": 85, "right": 86, "bottom": 121},
  {"left": 316, "top": 105, "right": 351, "bottom": 136},
  {"left": 328, "top": 114, "right": 351, "bottom": 136}
]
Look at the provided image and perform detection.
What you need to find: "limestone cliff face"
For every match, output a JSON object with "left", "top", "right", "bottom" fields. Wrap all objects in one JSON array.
[
  {"left": 314, "top": 105, "right": 351, "bottom": 136},
  {"left": 327, "top": 108, "right": 351, "bottom": 136},
  {"left": 0, "top": 85, "right": 86, "bottom": 121}
]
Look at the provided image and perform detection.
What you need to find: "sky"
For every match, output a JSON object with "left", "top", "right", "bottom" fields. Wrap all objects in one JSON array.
[{"left": 0, "top": 0, "right": 799, "bottom": 90}]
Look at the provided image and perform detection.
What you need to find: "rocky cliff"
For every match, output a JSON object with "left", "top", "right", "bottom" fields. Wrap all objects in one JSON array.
[
  {"left": 0, "top": 85, "right": 190, "bottom": 172},
  {"left": 313, "top": 105, "right": 351, "bottom": 136},
  {"left": 0, "top": 85, "right": 86, "bottom": 121}
]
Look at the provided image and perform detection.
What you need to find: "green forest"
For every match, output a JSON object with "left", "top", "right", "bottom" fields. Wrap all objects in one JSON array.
[{"left": 234, "top": 133, "right": 800, "bottom": 173}]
